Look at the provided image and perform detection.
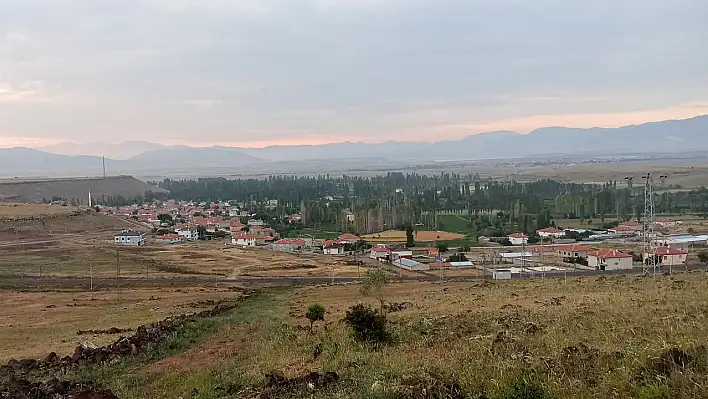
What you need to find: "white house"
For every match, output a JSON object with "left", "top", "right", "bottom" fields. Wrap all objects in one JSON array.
[
  {"left": 232, "top": 233, "right": 256, "bottom": 247},
  {"left": 556, "top": 245, "right": 593, "bottom": 259},
  {"left": 272, "top": 238, "right": 305, "bottom": 252},
  {"left": 323, "top": 242, "right": 345, "bottom": 255},
  {"left": 114, "top": 230, "right": 145, "bottom": 246},
  {"left": 588, "top": 250, "right": 633, "bottom": 270},
  {"left": 370, "top": 246, "right": 389, "bottom": 260},
  {"left": 507, "top": 233, "right": 528, "bottom": 246},
  {"left": 247, "top": 219, "right": 264, "bottom": 226},
  {"left": 645, "top": 246, "right": 688, "bottom": 266},
  {"left": 337, "top": 234, "right": 361, "bottom": 244},
  {"left": 536, "top": 228, "right": 565, "bottom": 239},
  {"left": 655, "top": 218, "right": 680, "bottom": 228},
  {"left": 155, "top": 233, "right": 183, "bottom": 244},
  {"left": 177, "top": 227, "right": 200, "bottom": 241}
]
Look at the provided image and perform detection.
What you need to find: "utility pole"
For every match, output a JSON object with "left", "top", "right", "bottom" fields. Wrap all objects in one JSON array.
[{"left": 116, "top": 248, "right": 122, "bottom": 301}]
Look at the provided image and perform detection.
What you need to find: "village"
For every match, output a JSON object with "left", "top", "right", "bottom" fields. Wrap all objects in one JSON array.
[{"left": 105, "top": 198, "right": 708, "bottom": 280}]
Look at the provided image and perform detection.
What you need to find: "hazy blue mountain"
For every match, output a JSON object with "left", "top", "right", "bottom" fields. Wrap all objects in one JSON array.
[
  {"left": 3, "top": 115, "right": 707, "bottom": 177},
  {"left": 0, "top": 147, "right": 122, "bottom": 177},
  {"left": 40, "top": 141, "right": 166, "bottom": 159},
  {"left": 128, "top": 146, "right": 263, "bottom": 168}
]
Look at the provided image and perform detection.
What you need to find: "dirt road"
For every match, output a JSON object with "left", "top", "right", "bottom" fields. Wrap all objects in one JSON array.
[{"left": 1, "top": 264, "right": 705, "bottom": 289}]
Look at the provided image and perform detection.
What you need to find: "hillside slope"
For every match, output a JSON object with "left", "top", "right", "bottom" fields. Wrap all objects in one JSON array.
[{"left": 0, "top": 176, "right": 166, "bottom": 204}]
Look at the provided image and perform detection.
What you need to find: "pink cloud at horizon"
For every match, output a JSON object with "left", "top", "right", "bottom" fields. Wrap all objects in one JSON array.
[{"left": 1, "top": 102, "right": 707, "bottom": 149}]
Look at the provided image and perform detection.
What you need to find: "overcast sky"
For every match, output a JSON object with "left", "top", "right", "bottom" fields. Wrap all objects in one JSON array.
[{"left": 1, "top": 0, "right": 707, "bottom": 148}]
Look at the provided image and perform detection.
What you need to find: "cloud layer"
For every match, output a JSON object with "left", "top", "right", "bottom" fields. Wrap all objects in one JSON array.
[{"left": 1, "top": 0, "right": 707, "bottom": 146}]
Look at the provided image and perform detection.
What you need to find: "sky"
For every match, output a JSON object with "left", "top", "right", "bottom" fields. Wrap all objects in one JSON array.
[{"left": 1, "top": 0, "right": 708, "bottom": 149}]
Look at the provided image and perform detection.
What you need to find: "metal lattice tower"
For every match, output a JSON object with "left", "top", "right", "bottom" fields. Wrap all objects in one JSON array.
[
  {"left": 642, "top": 173, "right": 668, "bottom": 276},
  {"left": 642, "top": 173, "right": 656, "bottom": 275}
]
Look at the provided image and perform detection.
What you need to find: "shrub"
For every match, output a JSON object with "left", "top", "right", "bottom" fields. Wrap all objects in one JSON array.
[
  {"left": 501, "top": 375, "right": 547, "bottom": 399},
  {"left": 697, "top": 251, "right": 708, "bottom": 264},
  {"left": 344, "top": 304, "right": 390, "bottom": 345},
  {"left": 306, "top": 303, "right": 326, "bottom": 330}
]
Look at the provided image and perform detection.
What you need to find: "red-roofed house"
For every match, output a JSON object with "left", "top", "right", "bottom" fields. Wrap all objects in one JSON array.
[
  {"left": 337, "top": 234, "right": 361, "bottom": 244},
  {"left": 255, "top": 235, "right": 274, "bottom": 246},
  {"left": 370, "top": 246, "right": 389, "bottom": 260},
  {"left": 272, "top": 238, "right": 306, "bottom": 252},
  {"left": 588, "top": 250, "right": 633, "bottom": 270},
  {"left": 251, "top": 226, "right": 279, "bottom": 238},
  {"left": 536, "top": 228, "right": 565, "bottom": 239},
  {"left": 323, "top": 242, "right": 346, "bottom": 255},
  {"left": 645, "top": 246, "right": 688, "bottom": 266},
  {"left": 232, "top": 232, "right": 256, "bottom": 247},
  {"left": 155, "top": 233, "right": 184, "bottom": 244},
  {"left": 229, "top": 220, "right": 246, "bottom": 233},
  {"left": 556, "top": 245, "right": 593, "bottom": 259},
  {"left": 507, "top": 233, "right": 528, "bottom": 246}
]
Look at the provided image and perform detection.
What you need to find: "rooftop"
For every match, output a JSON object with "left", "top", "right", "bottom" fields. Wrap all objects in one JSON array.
[{"left": 589, "top": 250, "right": 633, "bottom": 259}]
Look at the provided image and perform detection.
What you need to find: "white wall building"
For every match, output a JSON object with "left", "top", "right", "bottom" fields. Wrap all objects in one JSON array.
[
  {"left": 177, "top": 227, "right": 200, "bottom": 241},
  {"left": 645, "top": 247, "right": 688, "bottom": 266},
  {"left": 556, "top": 245, "right": 592, "bottom": 259},
  {"left": 323, "top": 243, "right": 345, "bottom": 255},
  {"left": 114, "top": 230, "right": 145, "bottom": 246},
  {"left": 507, "top": 233, "right": 528, "bottom": 246},
  {"left": 232, "top": 233, "right": 256, "bottom": 247},
  {"left": 536, "top": 228, "right": 565, "bottom": 239},
  {"left": 588, "top": 250, "right": 633, "bottom": 270}
]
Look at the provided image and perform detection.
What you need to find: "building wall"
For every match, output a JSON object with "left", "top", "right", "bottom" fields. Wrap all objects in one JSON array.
[
  {"left": 509, "top": 237, "right": 528, "bottom": 245},
  {"left": 114, "top": 235, "right": 144, "bottom": 246},
  {"left": 591, "top": 256, "right": 632, "bottom": 270},
  {"left": 178, "top": 230, "right": 199, "bottom": 241},
  {"left": 234, "top": 238, "right": 255, "bottom": 246},
  {"left": 324, "top": 247, "right": 344, "bottom": 255},
  {"left": 659, "top": 254, "right": 687, "bottom": 265}
]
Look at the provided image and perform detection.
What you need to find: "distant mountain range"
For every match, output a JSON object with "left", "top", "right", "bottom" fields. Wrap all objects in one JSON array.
[{"left": 3, "top": 115, "right": 707, "bottom": 177}]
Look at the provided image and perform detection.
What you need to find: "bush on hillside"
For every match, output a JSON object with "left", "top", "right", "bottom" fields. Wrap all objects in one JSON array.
[{"left": 344, "top": 304, "right": 390, "bottom": 345}]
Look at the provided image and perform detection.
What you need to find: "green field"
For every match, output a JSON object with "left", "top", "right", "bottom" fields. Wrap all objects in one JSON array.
[{"left": 437, "top": 214, "right": 471, "bottom": 233}]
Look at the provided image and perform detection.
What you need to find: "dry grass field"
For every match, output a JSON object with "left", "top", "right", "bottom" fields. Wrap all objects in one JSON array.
[
  {"left": 0, "top": 287, "right": 242, "bottom": 362},
  {"left": 0, "top": 203, "right": 79, "bottom": 219},
  {"left": 363, "top": 230, "right": 466, "bottom": 243},
  {"left": 0, "top": 210, "right": 363, "bottom": 279},
  {"left": 38, "top": 270, "right": 708, "bottom": 398}
]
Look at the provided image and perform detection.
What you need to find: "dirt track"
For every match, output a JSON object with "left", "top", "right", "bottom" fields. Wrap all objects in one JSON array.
[{"left": 2, "top": 264, "right": 705, "bottom": 289}]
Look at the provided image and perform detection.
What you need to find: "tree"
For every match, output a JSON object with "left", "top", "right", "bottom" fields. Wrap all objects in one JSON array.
[
  {"left": 405, "top": 224, "right": 415, "bottom": 247},
  {"left": 305, "top": 303, "right": 326, "bottom": 331},
  {"left": 698, "top": 251, "right": 708, "bottom": 264},
  {"left": 360, "top": 267, "right": 390, "bottom": 313},
  {"left": 158, "top": 214, "right": 173, "bottom": 225},
  {"left": 436, "top": 242, "right": 449, "bottom": 253}
]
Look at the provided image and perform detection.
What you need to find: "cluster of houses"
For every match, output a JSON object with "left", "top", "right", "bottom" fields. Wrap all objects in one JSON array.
[
  {"left": 500, "top": 219, "right": 687, "bottom": 247},
  {"left": 499, "top": 242, "right": 689, "bottom": 271}
]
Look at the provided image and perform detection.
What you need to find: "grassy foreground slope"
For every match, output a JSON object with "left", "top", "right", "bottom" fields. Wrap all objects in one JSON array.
[{"left": 74, "top": 272, "right": 708, "bottom": 398}]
